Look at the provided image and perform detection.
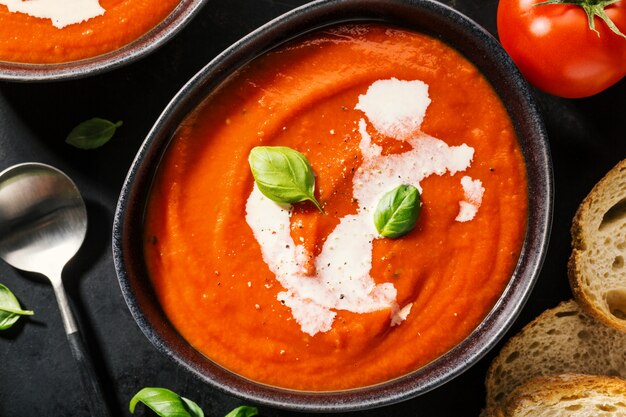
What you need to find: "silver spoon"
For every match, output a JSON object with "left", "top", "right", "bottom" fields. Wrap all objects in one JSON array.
[{"left": 0, "top": 162, "right": 111, "bottom": 417}]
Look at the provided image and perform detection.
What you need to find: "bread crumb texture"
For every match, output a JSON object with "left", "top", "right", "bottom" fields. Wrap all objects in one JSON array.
[
  {"left": 569, "top": 159, "right": 626, "bottom": 332},
  {"left": 484, "top": 300, "right": 626, "bottom": 413}
]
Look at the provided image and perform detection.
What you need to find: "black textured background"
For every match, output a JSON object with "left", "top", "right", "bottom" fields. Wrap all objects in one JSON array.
[{"left": 0, "top": 0, "right": 625, "bottom": 416}]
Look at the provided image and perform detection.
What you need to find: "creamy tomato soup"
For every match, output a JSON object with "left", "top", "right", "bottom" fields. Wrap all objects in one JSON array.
[
  {"left": 144, "top": 24, "right": 528, "bottom": 390},
  {"left": 0, "top": 0, "right": 179, "bottom": 63}
]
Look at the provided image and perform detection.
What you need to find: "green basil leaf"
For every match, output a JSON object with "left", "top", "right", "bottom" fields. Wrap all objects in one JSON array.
[
  {"left": 373, "top": 184, "right": 421, "bottom": 238},
  {"left": 129, "top": 387, "right": 203, "bottom": 417},
  {"left": 248, "top": 146, "right": 323, "bottom": 212},
  {"left": 224, "top": 406, "right": 259, "bottom": 417},
  {"left": 0, "top": 283, "right": 34, "bottom": 330},
  {"left": 180, "top": 397, "right": 204, "bottom": 417},
  {"left": 66, "top": 118, "right": 123, "bottom": 150}
]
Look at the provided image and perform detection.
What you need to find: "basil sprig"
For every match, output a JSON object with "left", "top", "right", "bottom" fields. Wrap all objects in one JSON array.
[
  {"left": 248, "top": 146, "right": 323, "bottom": 212},
  {"left": 66, "top": 118, "right": 123, "bottom": 150},
  {"left": 129, "top": 387, "right": 204, "bottom": 417},
  {"left": 373, "top": 184, "right": 421, "bottom": 238},
  {"left": 130, "top": 387, "right": 258, "bottom": 417},
  {"left": 0, "top": 283, "right": 34, "bottom": 330},
  {"left": 225, "top": 406, "right": 259, "bottom": 417}
]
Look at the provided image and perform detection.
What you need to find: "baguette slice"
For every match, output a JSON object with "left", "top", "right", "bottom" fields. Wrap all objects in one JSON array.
[
  {"left": 569, "top": 159, "right": 626, "bottom": 332},
  {"left": 492, "top": 374, "right": 626, "bottom": 417},
  {"left": 484, "top": 300, "right": 626, "bottom": 414}
]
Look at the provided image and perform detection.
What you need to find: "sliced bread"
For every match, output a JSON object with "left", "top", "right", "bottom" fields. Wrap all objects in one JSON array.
[
  {"left": 490, "top": 374, "right": 626, "bottom": 417},
  {"left": 484, "top": 300, "right": 626, "bottom": 413},
  {"left": 569, "top": 159, "right": 626, "bottom": 332}
]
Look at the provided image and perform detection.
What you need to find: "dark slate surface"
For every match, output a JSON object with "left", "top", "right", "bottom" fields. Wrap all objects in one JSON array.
[{"left": 0, "top": 0, "right": 625, "bottom": 416}]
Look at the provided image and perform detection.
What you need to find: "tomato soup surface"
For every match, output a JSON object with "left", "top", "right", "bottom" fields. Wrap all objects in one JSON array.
[
  {"left": 0, "top": 0, "right": 179, "bottom": 63},
  {"left": 144, "top": 24, "right": 528, "bottom": 391}
]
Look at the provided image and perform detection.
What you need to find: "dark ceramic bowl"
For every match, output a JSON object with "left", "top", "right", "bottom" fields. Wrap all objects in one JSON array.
[
  {"left": 113, "top": 0, "right": 553, "bottom": 411},
  {"left": 0, "top": 0, "right": 206, "bottom": 82}
]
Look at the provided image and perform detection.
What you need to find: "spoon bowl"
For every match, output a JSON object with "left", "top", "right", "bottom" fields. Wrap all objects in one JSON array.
[
  {"left": 0, "top": 162, "right": 111, "bottom": 417},
  {"left": 0, "top": 163, "right": 87, "bottom": 281}
]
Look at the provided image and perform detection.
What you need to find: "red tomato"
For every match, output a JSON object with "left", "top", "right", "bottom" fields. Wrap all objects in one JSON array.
[{"left": 497, "top": 0, "right": 626, "bottom": 98}]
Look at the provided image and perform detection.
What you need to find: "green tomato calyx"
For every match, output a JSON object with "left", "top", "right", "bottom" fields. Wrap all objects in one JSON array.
[{"left": 535, "top": 0, "right": 626, "bottom": 39}]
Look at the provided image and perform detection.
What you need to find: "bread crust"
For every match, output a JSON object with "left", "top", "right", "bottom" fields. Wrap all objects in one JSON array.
[
  {"left": 499, "top": 374, "right": 626, "bottom": 417},
  {"left": 569, "top": 158, "right": 626, "bottom": 333}
]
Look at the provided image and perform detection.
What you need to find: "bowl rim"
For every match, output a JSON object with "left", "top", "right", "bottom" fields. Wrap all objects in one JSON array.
[
  {"left": 0, "top": 0, "right": 207, "bottom": 82},
  {"left": 113, "top": 0, "right": 553, "bottom": 411}
]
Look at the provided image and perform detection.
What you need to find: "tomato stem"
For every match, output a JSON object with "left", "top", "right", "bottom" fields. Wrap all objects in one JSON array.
[{"left": 535, "top": 0, "right": 626, "bottom": 38}]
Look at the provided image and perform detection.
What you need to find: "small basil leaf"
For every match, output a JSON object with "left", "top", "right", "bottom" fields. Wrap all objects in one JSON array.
[
  {"left": 180, "top": 397, "right": 204, "bottom": 417},
  {"left": 225, "top": 406, "right": 259, "bottom": 417},
  {"left": 248, "top": 146, "right": 323, "bottom": 213},
  {"left": 0, "top": 283, "right": 34, "bottom": 330},
  {"left": 373, "top": 184, "right": 421, "bottom": 238},
  {"left": 129, "top": 387, "right": 203, "bottom": 417},
  {"left": 66, "top": 118, "right": 123, "bottom": 150}
]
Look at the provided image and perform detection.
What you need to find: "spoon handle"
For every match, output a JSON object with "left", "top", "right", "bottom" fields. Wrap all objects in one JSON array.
[
  {"left": 52, "top": 282, "right": 112, "bottom": 417},
  {"left": 67, "top": 330, "right": 113, "bottom": 417}
]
